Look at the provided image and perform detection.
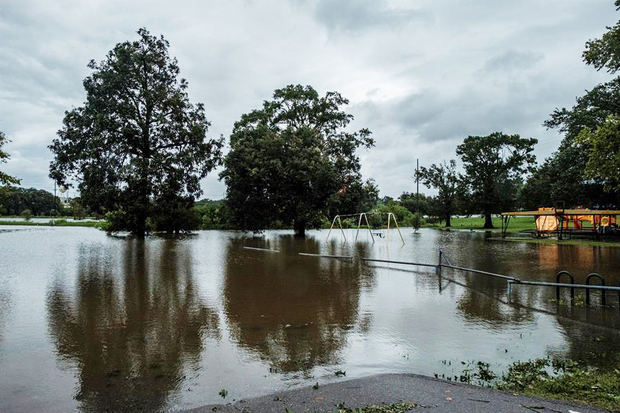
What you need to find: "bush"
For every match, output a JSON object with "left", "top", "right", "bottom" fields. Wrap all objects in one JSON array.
[
  {"left": 104, "top": 210, "right": 131, "bottom": 233},
  {"left": 368, "top": 202, "right": 415, "bottom": 227},
  {"left": 411, "top": 212, "right": 425, "bottom": 229},
  {"left": 152, "top": 207, "right": 200, "bottom": 233},
  {"left": 20, "top": 209, "right": 32, "bottom": 221}
]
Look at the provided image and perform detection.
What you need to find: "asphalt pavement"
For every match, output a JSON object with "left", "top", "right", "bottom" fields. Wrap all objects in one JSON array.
[{"left": 185, "top": 373, "right": 606, "bottom": 413}]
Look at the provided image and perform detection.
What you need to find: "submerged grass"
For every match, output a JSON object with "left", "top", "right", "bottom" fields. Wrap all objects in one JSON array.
[
  {"left": 498, "top": 359, "right": 620, "bottom": 411},
  {"left": 447, "top": 358, "right": 620, "bottom": 411},
  {"left": 497, "top": 237, "right": 620, "bottom": 248},
  {"left": 0, "top": 219, "right": 101, "bottom": 228}
]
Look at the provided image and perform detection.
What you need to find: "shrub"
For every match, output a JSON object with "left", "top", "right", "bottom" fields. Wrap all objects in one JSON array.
[{"left": 20, "top": 209, "right": 32, "bottom": 221}]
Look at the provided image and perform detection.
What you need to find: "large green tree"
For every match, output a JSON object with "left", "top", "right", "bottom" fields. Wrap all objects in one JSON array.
[
  {"left": 457, "top": 132, "right": 537, "bottom": 228},
  {"left": 583, "top": 0, "right": 620, "bottom": 73},
  {"left": 221, "top": 85, "right": 373, "bottom": 236},
  {"left": 416, "top": 160, "right": 465, "bottom": 227},
  {"left": 528, "top": 1, "right": 620, "bottom": 209},
  {"left": 0, "top": 131, "right": 19, "bottom": 187},
  {"left": 576, "top": 115, "right": 620, "bottom": 191},
  {"left": 570, "top": 1, "right": 620, "bottom": 197},
  {"left": 49, "top": 29, "right": 222, "bottom": 236}
]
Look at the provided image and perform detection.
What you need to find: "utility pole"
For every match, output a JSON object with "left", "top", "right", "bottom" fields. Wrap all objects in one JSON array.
[
  {"left": 416, "top": 158, "right": 420, "bottom": 231},
  {"left": 416, "top": 158, "right": 419, "bottom": 205},
  {"left": 53, "top": 181, "right": 56, "bottom": 226}
]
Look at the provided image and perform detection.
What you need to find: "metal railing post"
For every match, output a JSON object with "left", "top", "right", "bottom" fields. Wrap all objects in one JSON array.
[
  {"left": 555, "top": 271, "right": 575, "bottom": 302},
  {"left": 585, "top": 273, "right": 606, "bottom": 306}
]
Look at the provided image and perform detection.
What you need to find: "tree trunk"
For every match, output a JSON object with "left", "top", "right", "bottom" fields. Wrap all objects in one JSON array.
[
  {"left": 294, "top": 219, "right": 306, "bottom": 237},
  {"left": 445, "top": 213, "right": 451, "bottom": 228},
  {"left": 135, "top": 208, "right": 147, "bottom": 238},
  {"left": 135, "top": 179, "right": 149, "bottom": 238},
  {"left": 484, "top": 212, "right": 494, "bottom": 229}
]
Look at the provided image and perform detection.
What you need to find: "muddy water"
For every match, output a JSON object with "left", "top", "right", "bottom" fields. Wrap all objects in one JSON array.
[{"left": 0, "top": 227, "right": 619, "bottom": 411}]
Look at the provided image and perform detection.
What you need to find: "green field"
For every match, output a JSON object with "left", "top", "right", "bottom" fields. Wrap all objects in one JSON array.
[
  {"left": 0, "top": 219, "right": 101, "bottom": 228},
  {"left": 424, "top": 216, "right": 536, "bottom": 232},
  {"left": 495, "top": 237, "right": 620, "bottom": 248}
]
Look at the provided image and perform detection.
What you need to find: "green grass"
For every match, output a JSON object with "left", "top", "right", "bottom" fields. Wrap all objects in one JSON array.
[
  {"left": 496, "top": 237, "right": 620, "bottom": 248},
  {"left": 0, "top": 219, "right": 101, "bottom": 228},
  {"left": 447, "top": 358, "right": 620, "bottom": 411},
  {"left": 424, "top": 216, "right": 536, "bottom": 232},
  {"left": 495, "top": 359, "right": 620, "bottom": 412}
]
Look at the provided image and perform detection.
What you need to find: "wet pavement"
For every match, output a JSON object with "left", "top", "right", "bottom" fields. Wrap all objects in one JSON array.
[{"left": 187, "top": 373, "right": 604, "bottom": 413}]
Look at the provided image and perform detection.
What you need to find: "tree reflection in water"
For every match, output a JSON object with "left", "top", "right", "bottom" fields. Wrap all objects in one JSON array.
[
  {"left": 46, "top": 239, "right": 219, "bottom": 412},
  {"left": 223, "top": 235, "right": 372, "bottom": 373}
]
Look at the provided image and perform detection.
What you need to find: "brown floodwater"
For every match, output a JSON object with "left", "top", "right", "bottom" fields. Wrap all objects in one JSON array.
[{"left": 0, "top": 226, "right": 619, "bottom": 411}]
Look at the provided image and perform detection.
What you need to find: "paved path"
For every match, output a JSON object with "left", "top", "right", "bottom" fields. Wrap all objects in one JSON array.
[{"left": 185, "top": 373, "right": 605, "bottom": 413}]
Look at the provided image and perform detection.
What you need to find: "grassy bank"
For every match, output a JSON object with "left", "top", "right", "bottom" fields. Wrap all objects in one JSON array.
[
  {"left": 499, "top": 361, "right": 620, "bottom": 411},
  {"left": 496, "top": 237, "right": 620, "bottom": 248},
  {"left": 448, "top": 358, "right": 620, "bottom": 411},
  {"left": 0, "top": 219, "right": 101, "bottom": 228},
  {"left": 424, "top": 216, "right": 536, "bottom": 232}
]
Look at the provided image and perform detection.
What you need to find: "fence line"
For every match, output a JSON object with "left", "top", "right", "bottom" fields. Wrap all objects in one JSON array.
[
  {"left": 365, "top": 248, "right": 620, "bottom": 308},
  {"left": 361, "top": 258, "right": 437, "bottom": 268},
  {"left": 298, "top": 252, "right": 353, "bottom": 260}
]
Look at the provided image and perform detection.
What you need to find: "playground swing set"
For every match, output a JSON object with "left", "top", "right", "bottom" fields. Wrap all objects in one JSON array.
[{"left": 325, "top": 212, "right": 405, "bottom": 244}]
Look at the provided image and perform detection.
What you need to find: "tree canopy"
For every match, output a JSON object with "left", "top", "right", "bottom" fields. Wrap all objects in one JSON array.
[
  {"left": 416, "top": 160, "right": 464, "bottom": 227},
  {"left": 529, "top": 2, "right": 620, "bottom": 209},
  {"left": 49, "top": 28, "right": 222, "bottom": 236},
  {"left": 457, "top": 132, "right": 537, "bottom": 228},
  {"left": 583, "top": 0, "right": 620, "bottom": 73},
  {"left": 576, "top": 115, "right": 620, "bottom": 192},
  {"left": 0, "top": 131, "right": 19, "bottom": 187},
  {"left": 221, "top": 84, "right": 374, "bottom": 236}
]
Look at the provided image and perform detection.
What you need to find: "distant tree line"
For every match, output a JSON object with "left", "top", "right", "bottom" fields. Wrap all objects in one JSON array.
[
  {"left": 0, "top": 186, "right": 62, "bottom": 216},
  {"left": 0, "top": 186, "right": 91, "bottom": 219}
]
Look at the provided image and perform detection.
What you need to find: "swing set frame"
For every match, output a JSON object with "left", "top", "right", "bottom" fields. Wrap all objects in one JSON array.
[{"left": 325, "top": 212, "right": 405, "bottom": 244}]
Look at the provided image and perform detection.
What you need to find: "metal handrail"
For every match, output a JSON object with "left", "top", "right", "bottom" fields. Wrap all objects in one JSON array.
[
  {"left": 509, "top": 279, "right": 620, "bottom": 291},
  {"left": 439, "top": 263, "right": 520, "bottom": 282},
  {"left": 361, "top": 258, "right": 437, "bottom": 268},
  {"left": 362, "top": 249, "right": 620, "bottom": 306}
]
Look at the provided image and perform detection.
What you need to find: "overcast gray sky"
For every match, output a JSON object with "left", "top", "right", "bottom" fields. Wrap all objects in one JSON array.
[{"left": 0, "top": 0, "right": 616, "bottom": 199}]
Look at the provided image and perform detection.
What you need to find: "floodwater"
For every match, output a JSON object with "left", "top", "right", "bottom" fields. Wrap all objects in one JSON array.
[{"left": 0, "top": 227, "right": 619, "bottom": 412}]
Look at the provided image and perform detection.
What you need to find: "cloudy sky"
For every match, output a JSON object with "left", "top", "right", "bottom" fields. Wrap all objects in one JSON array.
[{"left": 0, "top": 0, "right": 616, "bottom": 199}]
